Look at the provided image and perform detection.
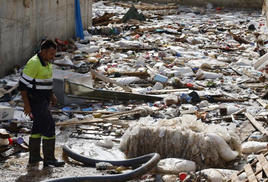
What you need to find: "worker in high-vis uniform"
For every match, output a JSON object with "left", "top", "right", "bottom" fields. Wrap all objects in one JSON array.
[{"left": 19, "top": 39, "right": 65, "bottom": 167}]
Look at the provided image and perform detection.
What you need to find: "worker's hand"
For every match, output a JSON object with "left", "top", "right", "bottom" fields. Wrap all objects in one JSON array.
[
  {"left": 51, "top": 93, "right": 58, "bottom": 107},
  {"left": 24, "top": 103, "right": 31, "bottom": 116}
]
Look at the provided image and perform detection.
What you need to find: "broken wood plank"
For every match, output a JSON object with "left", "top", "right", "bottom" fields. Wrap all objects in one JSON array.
[
  {"left": 232, "top": 108, "right": 246, "bottom": 115},
  {"left": 243, "top": 83, "right": 266, "bottom": 88},
  {"left": 51, "top": 110, "right": 116, "bottom": 114},
  {"left": 115, "top": 2, "right": 179, "bottom": 10},
  {"left": 101, "top": 109, "right": 142, "bottom": 118},
  {"left": 230, "top": 172, "right": 239, "bottom": 182},
  {"left": 2, "top": 83, "right": 19, "bottom": 101},
  {"left": 227, "top": 152, "right": 268, "bottom": 182},
  {"left": 200, "top": 96, "right": 245, "bottom": 102},
  {"left": 256, "top": 162, "right": 263, "bottom": 179},
  {"left": 108, "top": 47, "right": 156, "bottom": 52},
  {"left": 93, "top": 13, "right": 114, "bottom": 25},
  {"left": 91, "top": 70, "right": 132, "bottom": 92},
  {"left": 229, "top": 66, "right": 243, "bottom": 76},
  {"left": 147, "top": 88, "right": 189, "bottom": 94},
  {"left": 256, "top": 99, "right": 268, "bottom": 108},
  {"left": 127, "top": 19, "right": 141, "bottom": 25},
  {"left": 56, "top": 109, "right": 143, "bottom": 127},
  {"left": 245, "top": 113, "right": 268, "bottom": 136},
  {"left": 244, "top": 164, "right": 258, "bottom": 182},
  {"left": 94, "top": 19, "right": 121, "bottom": 26},
  {"left": 228, "top": 31, "right": 250, "bottom": 44},
  {"left": 107, "top": 70, "right": 149, "bottom": 77},
  {"left": 68, "top": 38, "right": 78, "bottom": 49},
  {"left": 257, "top": 153, "right": 268, "bottom": 176},
  {"left": 56, "top": 117, "right": 120, "bottom": 126}
]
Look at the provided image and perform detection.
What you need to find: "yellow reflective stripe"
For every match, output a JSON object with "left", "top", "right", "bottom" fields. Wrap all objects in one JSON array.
[
  {"left": 22, "top": 73, "right": 34, "bottom": 81},
  {"left": 36, "top": 85, "right": 53, "bottom": 90},
  {"left": 35, "top": 78, "right": 53, "bottom": 83},
  {"left": 20, "top": 77, "right": 33, "bottom": 88},
  {"left": 43, "top": 135, "right": 55, "bottom": 140},
  {"left": 31, "top": 133, "right": 42, "bottom": 138}
]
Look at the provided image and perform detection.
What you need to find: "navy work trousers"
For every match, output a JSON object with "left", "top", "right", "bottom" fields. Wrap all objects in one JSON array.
[{"left": 29, "top": 98, "right": 55, "bottom": 138}]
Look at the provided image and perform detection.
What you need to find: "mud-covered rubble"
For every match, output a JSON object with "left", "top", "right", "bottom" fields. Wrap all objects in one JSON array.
[{"left": 1, "top": 1, "right": 268, "bottom": 182}]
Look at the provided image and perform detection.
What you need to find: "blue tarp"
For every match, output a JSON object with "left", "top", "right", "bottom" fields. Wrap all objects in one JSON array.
[{"left": 75, "top": 0, "right": 84, "bottom": 39}]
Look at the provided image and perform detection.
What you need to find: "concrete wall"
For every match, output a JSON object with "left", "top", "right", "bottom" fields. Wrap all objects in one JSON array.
[{"left": 0, "top": 0, "right": 92, "bottom": 78}]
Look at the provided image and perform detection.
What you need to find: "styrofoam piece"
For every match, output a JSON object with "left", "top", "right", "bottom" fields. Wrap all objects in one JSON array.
[
  {"left": 0, "top": 105, "right": 14, "bottom": 121},
  {"left": 253, "top": 52, "right": 268, "bottom": 70}
]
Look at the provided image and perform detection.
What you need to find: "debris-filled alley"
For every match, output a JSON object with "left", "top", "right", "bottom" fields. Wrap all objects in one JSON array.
[{"left": 1, "top": 1, "right": 268, "bottom": 181}]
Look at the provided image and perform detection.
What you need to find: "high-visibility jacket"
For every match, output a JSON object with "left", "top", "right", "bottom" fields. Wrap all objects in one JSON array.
[{"left": 19, "top": 54, "right": 53, "bottom": 102}]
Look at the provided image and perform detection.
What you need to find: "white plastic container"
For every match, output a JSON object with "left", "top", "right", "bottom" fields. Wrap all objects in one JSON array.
[
  {"left": 0, "top": 105, "right": 14, "bottom": 121},
  {"left": 154, "top": 74, "right": 168, "bottom": 83},
  {"left": 196, "top": 69, "right": 223, "bottom": 79}
]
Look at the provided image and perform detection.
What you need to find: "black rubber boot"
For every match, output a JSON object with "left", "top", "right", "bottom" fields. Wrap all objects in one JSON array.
[
  {"left": 42, "top": 138, "right": 65, "bottom": 167},
  {"left": 29, "top": 137, "right": 43, "bottom": 164}
]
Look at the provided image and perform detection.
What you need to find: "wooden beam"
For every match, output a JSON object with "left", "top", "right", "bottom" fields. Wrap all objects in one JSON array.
[
  {"left": 101, "top": 109, "right": 142, "bottom": 119},
  {"left": 256, "top": 99, "right": 268, "bottom": 108},
  {"left": 227, "top": 152, "right": 268, "bottom": 182},
  {"left": 245, "top": 113, "right": 268, "bottom": 135},
  {"left": 91, "top": 70, "right": 132, "bottom": 92},
  {"left": 244, "top": 164, "right": 258, "bottom": 182},
  {"left": 56, "top": 117, "right": 119, "bottom": 126},
  {"left": 147, "top": 88, "right": 189, "bottom": 94},
  {"left": 257, "top": 153, "right": 268, "bottom": 176},
  {"left": 51, "top": 110, "right": 116, "bottom": 114},
  {"left": 230, "top": 173, "right": 239, "bottom": 182}
]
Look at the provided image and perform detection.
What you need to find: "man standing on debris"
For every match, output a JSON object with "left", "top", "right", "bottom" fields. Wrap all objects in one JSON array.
[{"left": 19, "top": 39, "right": 65, "bottom": 167}]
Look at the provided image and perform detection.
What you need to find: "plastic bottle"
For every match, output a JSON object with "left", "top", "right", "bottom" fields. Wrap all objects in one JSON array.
[{"left": 181, "top": 93, "right": 192, "bottom": 103}]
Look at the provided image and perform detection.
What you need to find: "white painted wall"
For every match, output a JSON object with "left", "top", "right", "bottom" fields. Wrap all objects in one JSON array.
[{"left": 0, "top": 0, "right": 92, "bottom": 77}]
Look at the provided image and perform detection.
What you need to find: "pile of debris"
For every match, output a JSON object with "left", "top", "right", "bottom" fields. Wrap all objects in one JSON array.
[{"left": 2, "top": 1, "right": 268, "bottom": 181}]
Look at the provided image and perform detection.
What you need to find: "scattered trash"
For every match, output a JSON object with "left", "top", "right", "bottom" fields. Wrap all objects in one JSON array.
[{"left": 2, "top": 1, "right": 268, "bottom": 181}]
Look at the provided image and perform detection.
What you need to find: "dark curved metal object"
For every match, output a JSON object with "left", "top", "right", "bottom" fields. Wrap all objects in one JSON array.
[{"left": 43, "top": 145, "right": 160, "bottom": 182}]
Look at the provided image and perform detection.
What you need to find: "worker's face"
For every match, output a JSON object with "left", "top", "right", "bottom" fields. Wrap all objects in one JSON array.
[{"left": 42, "top": 47, "right": 56, "bottom": 62}]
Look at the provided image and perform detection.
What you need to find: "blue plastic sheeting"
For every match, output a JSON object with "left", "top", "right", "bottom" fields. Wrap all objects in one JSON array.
[{"left": 75, "top": 0, "right": 84, "bottom": 39}]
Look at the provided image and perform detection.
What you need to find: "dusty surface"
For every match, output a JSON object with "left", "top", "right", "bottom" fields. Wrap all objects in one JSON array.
[{"left": 0, "top": 130, "right": 132, "bottom": 182}]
